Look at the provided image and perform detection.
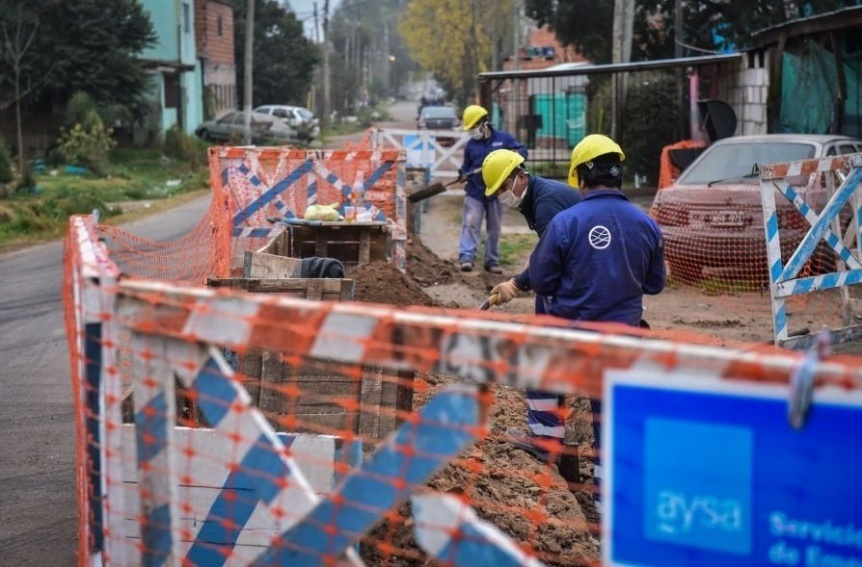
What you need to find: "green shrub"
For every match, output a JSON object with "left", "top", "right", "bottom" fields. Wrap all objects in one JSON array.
[
  {"left": 58, "top": 117, "right": 117, "bottom": 175},
  {"left": 0, "top": 135, "right": 13, "bottom": 185},
  {"left": 65, "top": 92, "right": 97, "bottom": 128},
  {"left": 163, "top": 126, "right": 208, "bottom": 169},
  {"left": 620, "top": 75, "right": 681, "bottom": 187}
]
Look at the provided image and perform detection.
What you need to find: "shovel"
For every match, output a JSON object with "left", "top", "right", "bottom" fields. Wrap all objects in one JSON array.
[{"left": 407, "top": 167, "right": 482, "bottom": 203}]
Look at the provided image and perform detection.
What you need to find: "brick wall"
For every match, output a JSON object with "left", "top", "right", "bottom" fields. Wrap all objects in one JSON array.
[
  {"left": 196, "top": 0, "right": 236, "bottom": 113},
  {"left": 195, "top": 0, "right": 235, "bottom": 65},
  {"left": 503, "top": 24, "right": 588, "bottom": 72}
]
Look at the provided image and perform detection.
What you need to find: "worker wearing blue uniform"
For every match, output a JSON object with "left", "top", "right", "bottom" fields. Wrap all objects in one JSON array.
[
  {"left": 529, "top": 135, "right": 665, "bottom": 517},
  {"left": 457, "top": 105, "right": 527, "bottom": 274},
  {"left": 481, "top": 149, "right": 582, "bottom": 466}
]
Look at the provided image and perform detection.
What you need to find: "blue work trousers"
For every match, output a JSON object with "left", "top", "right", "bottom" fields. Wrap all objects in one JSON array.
[{"left": 458, "top": 195, "right": 501, "bottom": 268}]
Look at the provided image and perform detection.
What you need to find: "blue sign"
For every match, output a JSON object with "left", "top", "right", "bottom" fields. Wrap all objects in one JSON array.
[{"left": 605, "top": 372, "right": 862, "bottom": 567}]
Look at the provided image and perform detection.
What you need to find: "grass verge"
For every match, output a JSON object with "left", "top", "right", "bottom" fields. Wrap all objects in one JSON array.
[{"left": 0, "top": 147, "right": 210, "bottom": 252}]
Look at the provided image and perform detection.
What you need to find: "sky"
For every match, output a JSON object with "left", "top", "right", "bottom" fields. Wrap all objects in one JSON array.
[{"left": 283, "top": 0, "right": 343, "bottom": 41}]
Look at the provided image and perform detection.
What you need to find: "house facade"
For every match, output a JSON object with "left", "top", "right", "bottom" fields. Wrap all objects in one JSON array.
[
  {"left": 137, "top": 0, "right": 204, "bottom": 140},
  {"left": 195, "top": 0, "right": 236, "bottom": 117}
]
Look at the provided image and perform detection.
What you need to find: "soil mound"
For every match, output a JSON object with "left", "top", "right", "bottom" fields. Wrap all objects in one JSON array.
[
  {"left": 406, "top": 236, "right": 461, "bottom": 286},
  {"left": 348, "top": 261, "right": 436, "bottom": 307}
]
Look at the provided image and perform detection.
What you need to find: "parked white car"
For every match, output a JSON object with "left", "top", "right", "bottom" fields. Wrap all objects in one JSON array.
[{"left": 254, "top": 105, "right": 321, "bottom": 141}]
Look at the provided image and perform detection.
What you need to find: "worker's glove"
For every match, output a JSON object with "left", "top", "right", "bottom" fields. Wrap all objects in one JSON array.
[
  {"left": 456, "top": 172, "right": 467, "bottom": 183},
  {"left": 489, "top": 279, "right": 520, "bottom": 306}
]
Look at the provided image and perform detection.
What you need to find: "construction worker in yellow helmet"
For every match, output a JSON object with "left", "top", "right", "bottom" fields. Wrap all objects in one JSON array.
[
  {"left": 481, "top": 147, "right": 582, "bottom": 486},
  {"left": 456, "top": 104, "right": 527, "bottom": 274},
  {"left": 525, "top": 133, "right": 666, "bottom": 519}
]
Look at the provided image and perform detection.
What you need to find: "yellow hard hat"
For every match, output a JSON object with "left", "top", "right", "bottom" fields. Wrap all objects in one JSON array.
[
  {"left": 482, "top": 149, "right": 525, "bottom": 196},
  {"left": 568, "top": 134, "right": 625, "bottom": 188},
  {"left": 462, "top": 104, "right": 489, "bottom": 130}
]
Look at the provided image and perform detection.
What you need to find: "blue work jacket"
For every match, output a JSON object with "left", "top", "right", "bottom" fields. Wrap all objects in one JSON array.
[
  {"left": 513, "top": 175, "right": 581, "bottom": 291},
  {"left": 459, "top": 129, "right": 527, "bottom": 201},
  {"left": 528, "top": 189, "right": 665, "bottom": 326}
]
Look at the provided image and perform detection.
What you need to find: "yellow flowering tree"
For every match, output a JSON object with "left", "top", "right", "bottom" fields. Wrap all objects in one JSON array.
[{"left": 399, "top": 0, "right": 513, "bottom": 102}]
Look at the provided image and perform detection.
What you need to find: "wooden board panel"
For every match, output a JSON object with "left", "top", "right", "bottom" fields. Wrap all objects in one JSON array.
[
  {"left": 120, "top": 425, "right": 352, "bottom": 562},
  {"left": 206, "top": 278, "right": 353, "bottom": 301},
  {"left": 243, "top": 251, "right": 303, "bottom": 279},
  {"left": 287, "top": 225, "right": 389, "bottom": 266}
]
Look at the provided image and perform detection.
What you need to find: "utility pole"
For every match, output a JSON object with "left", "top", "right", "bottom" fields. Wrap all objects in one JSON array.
[
  {"left": 674, "top": 0, "right": 685, "bottom": 139},
  {"left": 243, "top": 0, "right": 255, "bottom": 145},
  {"left": 611, "top": 0, "right": 624, "bottom": 140},
  {"left": 383, "top": 21, "right": 390, "bottom": 95},
  {"left": 313, "top": 2, "right": 319, "bottom": 44},
  {"left": 322, "top": 0, "right": 330, "bottom": 128},
  {"left": 513, "top": 0, "right": 520, "bottom": 72}
]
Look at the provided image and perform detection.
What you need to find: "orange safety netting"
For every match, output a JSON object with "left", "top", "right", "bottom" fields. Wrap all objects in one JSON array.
[{"left": 61, "top": 143, "right": 862, "bottom": 566}]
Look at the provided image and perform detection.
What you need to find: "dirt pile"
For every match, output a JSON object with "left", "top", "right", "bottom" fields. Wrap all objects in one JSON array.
[
  {"left": 361, "top": 375, "right": 600, "bottom": 566},
  {"left": 348, "top": 261, "right": 436, "bottom": 307},
  {"left": 405, "top": 236, "right": 462, "bottom": 286}
]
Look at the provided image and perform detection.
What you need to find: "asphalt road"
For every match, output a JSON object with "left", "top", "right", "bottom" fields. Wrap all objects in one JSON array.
[{"left": 0, "top": 195, "right": 211, "bottom": 566}]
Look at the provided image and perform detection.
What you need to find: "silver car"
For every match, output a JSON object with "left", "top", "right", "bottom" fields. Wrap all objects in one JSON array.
[
  {"left": 254, "top": 105, "right": 321, "bottom": 141},
  {"left": 194, "top": 111, "right": 298, "bottom": 145}
]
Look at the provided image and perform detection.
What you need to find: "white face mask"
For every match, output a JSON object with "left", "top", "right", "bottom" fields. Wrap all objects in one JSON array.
[
  {"left": 469, "top": 124, "right": 484, "bottom": 140},
  {"left": 498, "top": 175, "right": 526, "bottom": 209}
]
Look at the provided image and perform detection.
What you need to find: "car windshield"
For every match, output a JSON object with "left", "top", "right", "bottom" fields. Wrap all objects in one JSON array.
[
  {"left": 421, "top": 106, "right": 457, "bottom": 119},
  {"left": 297, "top": 108, "right": 314, "bottom": 120},
  {"left": 678, "top": 142, "right": 817, "bottom": 185}
]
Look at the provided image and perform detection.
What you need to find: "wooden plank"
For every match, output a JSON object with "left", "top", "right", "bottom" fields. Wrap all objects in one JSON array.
[
  {"left": 207, "top": 278, "right": 354, "bottom": 296},
  {"left": 314, "top": 231, "right": 329, "bottom": 257},
  {"left": 359, "top": 231, "right": 371, "bottom": 264},
  {"left": 272, "top": 411, "right": 360, "bottom": 434},
  {"left": 288, "top": 224, "right": 389, "bottom": 265},
  {"left": 239, "top": 351, "right": 263, "bottom": 405},
  {"left": 256, "top": 230, "right": 290, "bottom": 257},
  {"left": 243, "top": 251, "right": 302, "bottom": 278},
  {"left": 120, "top": 425, "right": 341, "bottom": 561},
  {"left": 121, "top": 425, "right": 339, "bottom": 494},
  {"left": 358, "top": 366, "right": 383, "bottom": 441},
  {"left": 258, "top": 351, "right": 284, "bottom": 413},
  {"left": 305, "top": 279, "right": 324, "bottom": 300}
]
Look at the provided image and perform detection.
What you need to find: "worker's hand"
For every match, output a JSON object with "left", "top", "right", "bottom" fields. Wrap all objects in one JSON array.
[
  {"left": 488, "top": 279, "right": 520, "bottom": 306},
  {"left": 456, "top": 172, "right": 466, "bottom": 183}
]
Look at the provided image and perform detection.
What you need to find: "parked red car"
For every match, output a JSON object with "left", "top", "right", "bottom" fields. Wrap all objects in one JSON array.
[{"left": 650, "top": 134, "right": 862, "bottom": 285}]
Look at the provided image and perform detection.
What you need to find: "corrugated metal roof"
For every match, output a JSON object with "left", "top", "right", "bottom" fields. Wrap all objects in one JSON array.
[
  {"left": 478, "top": 53, "right": 742, "bottom": 81},
  {"left": 751, "top": 5, "right": 862, "bottom": 45}
]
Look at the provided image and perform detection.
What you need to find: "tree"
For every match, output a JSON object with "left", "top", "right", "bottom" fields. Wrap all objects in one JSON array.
[
  {"left": 328, "top": 0, "right": 416, "bottom": 114},
  {"left": 0, "top": 1, "right": 49, "bottom": 171},
  {"left": 231, "top": 0, "right": 320, "bottom": 108},
  {"left": 399, "top": 0, "right": 514, "bottom": 103},
  {"left": 0, "top": 0, "right": 155, "bottom": 167},
  {"left": 1, "top": 0, "right": 155, "bottom": 113},
  {"left": 524, "top": 0, "right": 854, "bottom": 63}
]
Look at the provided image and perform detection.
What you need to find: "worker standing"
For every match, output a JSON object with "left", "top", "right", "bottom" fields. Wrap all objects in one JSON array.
[
  {"left": 480, "top": 148, "right": 582, "bottom": 468},
  {"left": 526, "top": 134, "right": 666, "bottom": 517},
  {"left": 457, "top": 104, "right": 527, "bottom": 274}
]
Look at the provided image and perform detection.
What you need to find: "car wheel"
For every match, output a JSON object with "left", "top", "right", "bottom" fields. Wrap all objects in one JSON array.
[{"left": 198, "top": 129, "right": 211, "bottom": 142}]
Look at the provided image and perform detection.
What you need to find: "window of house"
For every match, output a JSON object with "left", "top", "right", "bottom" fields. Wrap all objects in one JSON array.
[
  {"left": 164, "top": 74, "right": 180, "bottom": 109},
  {"left": 217, "top": 15, "right": 223, "bottom": 36},
  {"left": 183, "top": 3, "right": 190, "bottom": 33}
]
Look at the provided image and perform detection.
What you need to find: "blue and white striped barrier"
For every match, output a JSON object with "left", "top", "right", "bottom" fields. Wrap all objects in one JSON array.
[{"left": 760, "top": 153, "right": 862, "bottom": 349}]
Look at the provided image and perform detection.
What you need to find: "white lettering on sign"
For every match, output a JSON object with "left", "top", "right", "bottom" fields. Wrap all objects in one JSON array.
[{"left": 655, "top": 490, "right": 744, "bottom": 535}]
